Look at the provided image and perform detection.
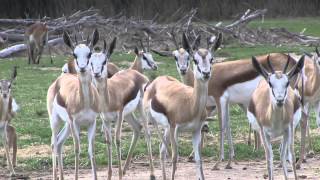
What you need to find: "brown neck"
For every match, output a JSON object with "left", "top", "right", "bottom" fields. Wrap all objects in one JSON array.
[
  {"left": 308, "top": 59, "right": 320, "bottom": 95},
  {"left": 130, "top": 56, "right": 143, "bottom": 73},
  {"left": 181, "top": 66, "right": 194, "bottom": 87},
  {"left": 78, "top": 72, "right": 93, "bottom": 108},
  {"left": 191, "top": 71, "right": 209, "bottom": 118}
]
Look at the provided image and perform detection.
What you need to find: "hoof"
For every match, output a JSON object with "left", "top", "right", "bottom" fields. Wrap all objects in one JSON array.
[
  {"left": 225, "top": 164, "right": 232, "bottom": 169},
  {"left": 263, "top": 174, "right": 268, "bottom": 179},
  {"left": 296, "top": 164, "right": 301, "bottom": 169},
  {"left": 187, "top": 156, "right": 195, "bottom": 162},
  {"left": 212, "top": 166, "right": 220, "bottom": 171},
  {"left": 150, "top": 175, "right": 156, "bottom": 180}
]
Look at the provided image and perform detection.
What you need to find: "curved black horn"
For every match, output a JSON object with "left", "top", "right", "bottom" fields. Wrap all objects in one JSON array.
[
  {"left": 267, "top": 55, "right": 275, "bottom": 73},
  {"left": 283, "top": 54, "right": 291, "bottom": 73}
]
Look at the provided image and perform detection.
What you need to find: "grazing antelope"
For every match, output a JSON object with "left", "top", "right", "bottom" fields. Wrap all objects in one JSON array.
[
  {"left": 25, "top": 22, "right": 48, "bottom": 64},
  {"left": 210, "top": 53, "right": 298, "bottom": 169},
  {"left": 0, "top": 67, "right": 19, "bottom": 176},
  {"left": 247, "top": 56, "right": 304, "bottom": 180},
  {"left": 143, "top": 33, "right": 220, "bottom": 180},
  {"left": 295, "top": 48, "right": 320, "bottom": 168},
  {"left": 90, "top": 39, "right": 155, "bottom": 180},
  {"left": 47, "top": 29, "right": 100, "bottom": 180}
]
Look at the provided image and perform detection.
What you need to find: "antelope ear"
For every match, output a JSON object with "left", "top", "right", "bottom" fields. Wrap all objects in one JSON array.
[
  {"left": 11, "top": 66, "right": 18, "bottom": 82},
  {"left": 63, "top": 31, "right": 74, "bottom": 49},
  {"left": 213, "top": 33, "right": 222, "bottom": 51},
  {"left": 287, "top": 55, "right": 305, "bottom": 79},
  {"left": 182, "top": 33, "right": 191, "bottom": 54},
  {"left": 90, "top": 29, "right": 99, "bottom": 48},
  {"left": 107, "top": 37, "right": 117, "bottom": 58},
  {"left": 252, "top": 56, "right": 268, "bottom": 79},
  {"left": 134, "top": 46, "right": 139, "bottom": 56}
]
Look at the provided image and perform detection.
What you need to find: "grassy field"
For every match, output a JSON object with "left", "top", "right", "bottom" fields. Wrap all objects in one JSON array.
[{"left": 1, "top": 17, "right": 320, "bottom": 172}]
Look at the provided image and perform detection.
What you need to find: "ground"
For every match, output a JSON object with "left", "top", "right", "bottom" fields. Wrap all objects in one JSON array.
[{"left": 1, "top": 17, "right": 320, "bottom": 179}]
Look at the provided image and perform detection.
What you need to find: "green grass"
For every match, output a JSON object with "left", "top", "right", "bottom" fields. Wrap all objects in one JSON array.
[{"left": 1, "top": 17, "right": 320, "bottom": 171}]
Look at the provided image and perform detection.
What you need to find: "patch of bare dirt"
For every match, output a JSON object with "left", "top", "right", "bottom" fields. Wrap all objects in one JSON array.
[{"left": 1, "top": 156, "right": 320, "bottom": 180}]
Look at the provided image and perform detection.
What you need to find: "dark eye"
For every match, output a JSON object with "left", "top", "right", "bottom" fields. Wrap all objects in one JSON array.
[
  {"left": 8, "top": 84, "right": 11, "bottom": 88},
  {"left": 193, "top": 59, "right": 198, "bottom": 65},
  {"left": 174, "top": 56, "right": 178, "bottom": 61},
  {"left": 73, "top": 53, "right": 77, "bottom": 59},
  {"left": 102, "top": 60, "right": 107, "bottom": 65},
  {"left": 210, "top": 58, "right": 214, "bottom": 63},
  {"left": 268, "top": 81, "right": 273, "bottom": 88},
  {"left": 87, "top": 52, "right": 92, "bottom": 59}
]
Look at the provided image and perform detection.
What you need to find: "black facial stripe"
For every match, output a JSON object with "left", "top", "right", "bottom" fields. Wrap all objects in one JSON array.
[
  {"left": 143, "top": 55, "right": 153, "bottom": 67},
  {"left": 101, "top": 65, "right": 104, "bottom": 74}
]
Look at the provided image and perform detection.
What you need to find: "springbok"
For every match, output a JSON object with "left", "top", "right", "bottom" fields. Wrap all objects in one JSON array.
[
  {"left": 247, "top": 55, "right": 304, "bottom": 180},
  {"left": 0, "top": 67, "right": 19, "bottom": 176},
  {"left": 90, "top": 39, "right": 154, "bottom": 180},
  {"left": 143, "top": 33, "right": 220, "bottom": 180},
  {"left": 295, "top": 47, "right": 320, "bottom": 168},
  {"left": 25, "top": 22, "right": 48, "bottom": 64},
  {"left": 47, "top": 29, "right": 100, "bottom": 180},
  {"left": 210, "top": 53, "right": 298, "bottom": 169}
]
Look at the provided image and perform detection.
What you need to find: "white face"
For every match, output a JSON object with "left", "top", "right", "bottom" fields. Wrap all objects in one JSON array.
[
  {"left": 193, "top": 49, "right": 213, "bottom": 81},
  {"left": 173, "top": 49, "right": 190, "bottom": 75},
  {"left": 90, "top": 52, "right": 108, "bottom": 79},
  {"left": 0, "top": 80, "right": 11, "bottom": 99},
  {"left": 268, "top": 72, "right": 290, "bottom": 106},
  {"left": 73, "top": 44, "right": 92, "bottom": 73},
  {"left": 140, "top": 52, "right": 157, "bottom": 70}
]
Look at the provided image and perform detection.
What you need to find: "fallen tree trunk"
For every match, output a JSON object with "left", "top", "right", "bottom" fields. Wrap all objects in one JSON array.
[{"left": 0, "top": 37, "right": 63, "bottom": 58}]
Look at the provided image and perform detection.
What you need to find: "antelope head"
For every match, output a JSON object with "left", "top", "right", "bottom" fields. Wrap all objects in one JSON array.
[
  {"left": 0, "top": 66, "right": 17, "bottom": 100},
  {"left": 90, "top": 37, "right": 117, "bottom": 80},
  {"left": 185, "top": 33, "right": 222, "bottom": 81},
  {"left": 134, "top": 36, "right": 157, "bottom": 70},
  {"left": 63, "top": 29, "right": 99, "bottom": 74},
  {"left": 252, "top": 55, "right": 305, "bottom": 107}
]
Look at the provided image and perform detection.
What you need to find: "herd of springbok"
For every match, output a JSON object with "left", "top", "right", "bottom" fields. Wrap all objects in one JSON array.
[{"left": 2, "top": 22, "right": 320, "bottom": 180}]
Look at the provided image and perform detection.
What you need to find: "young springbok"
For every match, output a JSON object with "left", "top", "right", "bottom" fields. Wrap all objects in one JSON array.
[
  {"left": 143, "top": 33, "right": 220, "bottom": 180},
  {"left": 247, "top": 55, "right": 304, "bottom": 180},
  {"left": 0, "top": 67, "right": 18, "bottom": 176},
  {"left": 25, "top": 22, "right": 48, "bottom": 64},
  {"left": 47, "top": 29, "right": 100, "bottom": 180},
  {"left": 90, "top": 39, "right": 154, "bottom": 180}
]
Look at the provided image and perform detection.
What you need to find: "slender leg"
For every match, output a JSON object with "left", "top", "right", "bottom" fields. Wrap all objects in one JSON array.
[
  {"left": 192, "top": 126, "right": 205, "bottom": 180},
  {"left": 50, "top": 114, "right": 60, "bottom": 180},
  {"left": 280, "top": 128, "right": 289, "bottom": 180},
  {"left": 138, "top": 102, "right": 155, "bottom": 180},
  {"left": 102, "top": 113, "right": 113, "bottom": 180},
  {"left": 3, "top": 123, "right": 15, "bottom": 176},
  {"left": 56, "top": 123, "right": 70, "bottom": 180},
  {"left": 289, "top": 123, "right": 298, "bottom": 180},
  {"left": 306, "top": 120, "right": 314, "bottom": 157},
  {"left": 213, "top": 100, "right": 225, "bottom": 170},
  {"left": 69, "top": 119, "right": 80, "bottom": 180},
  {"left": 123, "top": 113, "right": 142, "bottom": 175},
  {"left": 188, "top": 123, "right": 208, "bottom": 162},
  {"left": 160, "top": 128, "right": 170, "bottom": 180},
  {"left": 297, "top": 105, "right": 309, "bottom": 169},
  {"left": 260, "top": 127, "right": 273, "bottom": 180},
  {"left": 225, "top": 103, "right": 235, "bottom": 169},
  {"left": 115, "top": 110, "right": 124, "bottom": 180},
  {"left": 170, "top": 127, "right": 178, "bottom": 180},
  {"left": 36, "top": 46, "right": 44, "bottom": 64},
  {"left": 248, "top": 124, "right": 252, "bottom": 145},
  {"left": 87, "top": 120, "right": 97, "bottom": 180},
  {"left": 254, "top": 131, "right": 261, "bottom": 151}
]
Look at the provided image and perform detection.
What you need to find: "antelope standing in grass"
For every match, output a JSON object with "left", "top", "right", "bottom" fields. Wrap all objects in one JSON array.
[
  {"left": 25, "top": 22, "right": 48, "bottom": 64},
  {"left": 47, "top": 29, "right": 100, "bottom": 180},
  {"left": 0, "top": 67, "right": 19, "bottom": 176},
  {"left": 247, "top": 56, "right": 304, "bottom": 180},
  {"left": 210, "top": 53, "right": 298, "bottom": 169},
  {"left": 295, "top": 48, "right": 320, "bottom": 169},
  {"left": 143, "top": 33, "right": 220, "bottom": 180},
  {"left": 90, "top": 39, "right": 155, "bottom": 180}
]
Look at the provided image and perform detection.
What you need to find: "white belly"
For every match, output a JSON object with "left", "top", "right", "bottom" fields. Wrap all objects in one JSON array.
[
  {"left": 123, "top": 91, "right": 141, "bottom": 116},
  {"left": 150, "top": 105, "right": 170, "bottom": 128},
  {"left": 226, "top": 76, "right": 262, "bottom": 104}
]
